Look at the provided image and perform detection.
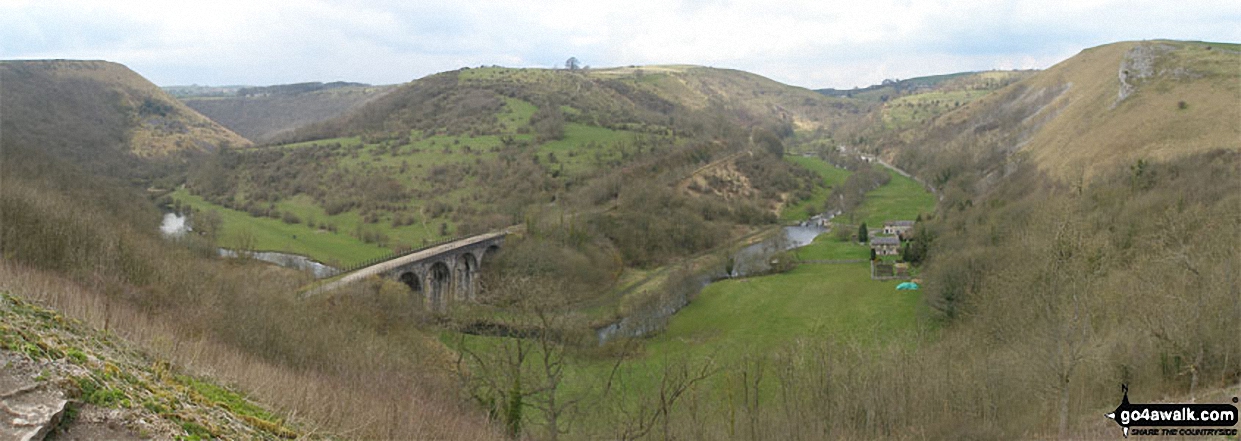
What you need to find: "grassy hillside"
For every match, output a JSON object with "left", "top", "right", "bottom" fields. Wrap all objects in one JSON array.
[
  {"left": 1016, "top": 40, "right": 1239, "bottom": 179},
  {"left": 1, "top": 128, "right": 502, "bottom": 439},
  {"left": 177, "top": 66, "right": 836, "bottom": 269},
  {"left": 0, "top": 60, "right": 250, "bottom": 164},
  {"left": 818, "top": 70, "right": 1033, "bottom": 102},
  {"left": 779, "top": 155, "right": 852, "bottom": 222},
  {"left": 587, "top": 65, "right": 866, "bottom": 132},
  {"left": 891, "top": 40, "right": 1240, "bottom": 184},
  {"left": 180, "top": 83, "right": 396, "bottom": 143},
  {"left": 1, "top": 291, "right": 301, "bottom": 439}
]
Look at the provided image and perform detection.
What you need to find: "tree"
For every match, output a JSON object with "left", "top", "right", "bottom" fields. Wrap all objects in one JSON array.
[
  {"left": 565, "top": 57, "right": 580, "bottom": 71},
  {"left": 753, "top": 128, "right": 783, "bottom": 158},
  {"left": 453, "top": 275, "right": 596, "bottom": 440},
  {"left": 857, "top": 222, "right": 869, "bottom": 243},
  {"left": 234, "top": 228, "right": 257, "bottom": 258},
  {"left": 531, "top": 105, "right": 566, "bottom": 142},
  {"left": 194, "top": 210, "right": 223, "bottom": 243}
]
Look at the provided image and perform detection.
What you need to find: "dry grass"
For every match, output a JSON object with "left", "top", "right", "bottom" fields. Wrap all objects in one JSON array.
[
  {"left": 937, "top": 40, "right": 1240, "bottom": 182},
  {"left": 0, "top": 260, "right": 502, "bottom": 440},
  {"left": 0, "top": 60, "right": 250, "bottom": 157}
]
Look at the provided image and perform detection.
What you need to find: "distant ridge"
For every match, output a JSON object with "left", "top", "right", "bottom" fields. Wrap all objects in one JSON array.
[
  {"left": 177, "top": 82, "right": 395, "bottom": 143},
  {"left": 817, "top": 70, "right": 1035, "bottom": 102}
]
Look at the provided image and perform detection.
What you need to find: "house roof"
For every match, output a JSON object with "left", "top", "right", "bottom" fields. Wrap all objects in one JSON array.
[{"left": 870, "top": 236, "right": 901, "bottom": 245}]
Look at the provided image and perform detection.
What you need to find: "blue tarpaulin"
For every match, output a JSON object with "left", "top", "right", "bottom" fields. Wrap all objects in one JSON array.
[{"left": 896, "top": 282, "right": 919, "bottom": 290}]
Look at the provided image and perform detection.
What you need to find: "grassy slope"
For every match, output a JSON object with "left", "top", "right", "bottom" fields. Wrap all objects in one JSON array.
[
  {"left": 171, "top": 188, "right": 390, "bottom": 266},
  {"left": 0, "top": 60, "right": 250, "bottom": 161},
  {"left": 855, "top": 167, "right": 937, "bottom": 227},
  {"left": 180, "top": 85, "right": 395, "bottom": 143},
  {"left": 794, "top": 234, "right": 870, "bottom": 260},
  {"left": 184, "top": 64, "right": 869, "bottom": 267},
  {"left": 174, "top": 119, "right": 639, "bottom": 266},
  {"left": 538, "top": 123, "right": 641, "bottom": 175},
  {"left": 935, "top": 40, "right": 1240, "bottom": 181},
  {"left": 779, "top": 156, "right": 852, "bottom": 222},
  {"left": 0, "top": 291, "right": 300, "bottom": 440},
  {"left": 882, "top": 89, "right": 990, "bottom": 129}
]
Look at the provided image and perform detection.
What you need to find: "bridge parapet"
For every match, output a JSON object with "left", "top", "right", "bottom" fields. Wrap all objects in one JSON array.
[{"left": 303, "top": 232, "right": 506, "bottom": 310}]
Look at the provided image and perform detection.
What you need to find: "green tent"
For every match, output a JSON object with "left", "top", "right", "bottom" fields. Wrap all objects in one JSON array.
[{"left": 896, "top": 282, "right": 919, "bottom": 290}]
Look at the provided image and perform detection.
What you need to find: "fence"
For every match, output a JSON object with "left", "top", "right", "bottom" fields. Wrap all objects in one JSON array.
[{"left": 870, "top": 260, "right": 911, "bottom": 281}]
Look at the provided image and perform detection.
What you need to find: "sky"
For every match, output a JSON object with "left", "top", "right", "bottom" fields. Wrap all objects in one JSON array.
[{"left": 2, "top": 0, "right": 1238, "bottom": 89}]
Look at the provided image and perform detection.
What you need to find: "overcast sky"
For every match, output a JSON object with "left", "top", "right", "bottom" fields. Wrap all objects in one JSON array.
[{"left": 2, "top": 0, "right": 1237, "bottom": 89}]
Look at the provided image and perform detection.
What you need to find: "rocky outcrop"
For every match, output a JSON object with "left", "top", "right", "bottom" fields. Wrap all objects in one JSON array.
[
  {"left": 1116, "top": 43, "right": 1175, "bottom": 105},
  {"left": 0, "top": 369, "right": 68, "bottom": 441}
]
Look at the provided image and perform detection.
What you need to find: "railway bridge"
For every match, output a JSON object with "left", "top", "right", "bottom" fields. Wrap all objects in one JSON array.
[{"left": 307, "top": 231, "right": 507, "bottom": 312}]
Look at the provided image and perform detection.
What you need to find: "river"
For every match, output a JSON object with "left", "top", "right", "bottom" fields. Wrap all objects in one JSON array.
[
  {"left": 159, "top": 212, "right": 340, "bottom": 278},
  {"left": 596, "top": 221, "right": 831, "bottom": 344}
]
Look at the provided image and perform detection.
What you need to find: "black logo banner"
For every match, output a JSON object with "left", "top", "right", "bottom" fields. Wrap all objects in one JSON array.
[{"left": 1104, "top": 384, "right": 1238, "bottom": 437}]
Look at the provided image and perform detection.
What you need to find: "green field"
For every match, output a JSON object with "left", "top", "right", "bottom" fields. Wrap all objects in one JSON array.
[
  {"left": 171, "top": 189, "right": 392, "bottom": 267},
  {"left": 648, "top": 263, "right": 922, "bottom": 357},
  {"left": 537, "top": 123, "right": 644, "bottom": 175},
  {"left": 449, "top": 261, "right": 925, "bottom": 434},
  {"left": 882, "top": 90, "right": 991, "bottom": 129},
  {"left": 444, "top": 153, "right": 936, "bottom": 435},
  {"left": 854, "top": 167, "right": 937, "bottom": 227},
  {"left": 780, "top": 156, "right": 852, "bottom": 222},
  {"left": 794, "top": 234, "right": 870, "bottom": 260}
]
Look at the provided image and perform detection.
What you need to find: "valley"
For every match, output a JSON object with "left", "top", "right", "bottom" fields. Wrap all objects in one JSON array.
[{"left": 1, "top": 38, "right": 1237, "bottom": 440}]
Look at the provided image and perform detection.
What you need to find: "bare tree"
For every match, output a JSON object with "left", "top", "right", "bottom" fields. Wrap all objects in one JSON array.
[
  {"left": 450, "top": 274, "right": 600, "bottom": 440},
  {"left": 1021, "top": 205, "right": 1103, "bottom": 439}
]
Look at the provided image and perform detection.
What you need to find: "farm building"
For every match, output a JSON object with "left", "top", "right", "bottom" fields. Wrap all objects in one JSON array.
[
  {"left": 869, "top": 235, "right": 901, "bottom": 256},
  {"left": 882, "top": 220, "right": 915, "bottom": 238}
]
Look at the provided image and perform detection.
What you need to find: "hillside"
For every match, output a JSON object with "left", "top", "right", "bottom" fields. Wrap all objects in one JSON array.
[
  {"left": 818, "top": 70, "right": 1034, "bottom": 102},
  {"left": 178, "top": 82, "right": 395, "bottom": 143},
  {"left": 585, "top": 65, "right": 866, "bottom": 131},
  {"left": 2, "top": 39, "right": 1237, "bottom": 440},
  {"left": 0, "top": 60, "right": 250, "bottom": 167},
  {"left": 0, "top": 291, "right": 302, "bottom": 440},
  {"left": 174, "top": 65, "right": 837, "bottom": 269},
  {"left": 888, "top": 40, "right": 1240, "bottom": 184},
  {"left": 282, "top": 65, "right": 864, "bottom": 143}
]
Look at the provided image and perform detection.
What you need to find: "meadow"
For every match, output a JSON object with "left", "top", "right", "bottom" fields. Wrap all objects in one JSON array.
[
  {"left": 170, "top": 188, "right": 391, "bottom": 266},
  {"left": 444, "top": 155, "right": 935, "bottom": 438},
  {"left": 854, "top": 167, "right": 937, "bottom": 227},
  {"left": 882, "top": 89, "right": 990, "bottom": 129},
  {"left": 794, "top": 234, "right": 870, "bottom": 260}
]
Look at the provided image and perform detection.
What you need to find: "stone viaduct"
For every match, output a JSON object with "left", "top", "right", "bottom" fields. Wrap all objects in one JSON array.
[{"left": 307, "top": 231, "right": 506, "bottom": 312}]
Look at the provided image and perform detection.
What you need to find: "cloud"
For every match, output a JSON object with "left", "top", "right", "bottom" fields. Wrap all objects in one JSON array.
[{"left": 2, "top": 0, "right": 1238, "bottom": 88}]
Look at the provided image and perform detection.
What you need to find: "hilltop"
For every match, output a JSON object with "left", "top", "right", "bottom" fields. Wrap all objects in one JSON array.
[
  {"left": 173, "top": 65, "right": 839, "bottom": 269},
  {"left": 884, "top": 40, "right": 1240, "bottom": 183},
  {"left": 817, "top": 70, "right": 1034, "bottom": 102},
  {"left": 175, "top": 82, "right": 396, "bottom": 143},
  {"left": 280, "top": 64, "right": 864, "bottom": 144},
  {"left": 0, "top": 60, "right": 249, "bottom": 167}
]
